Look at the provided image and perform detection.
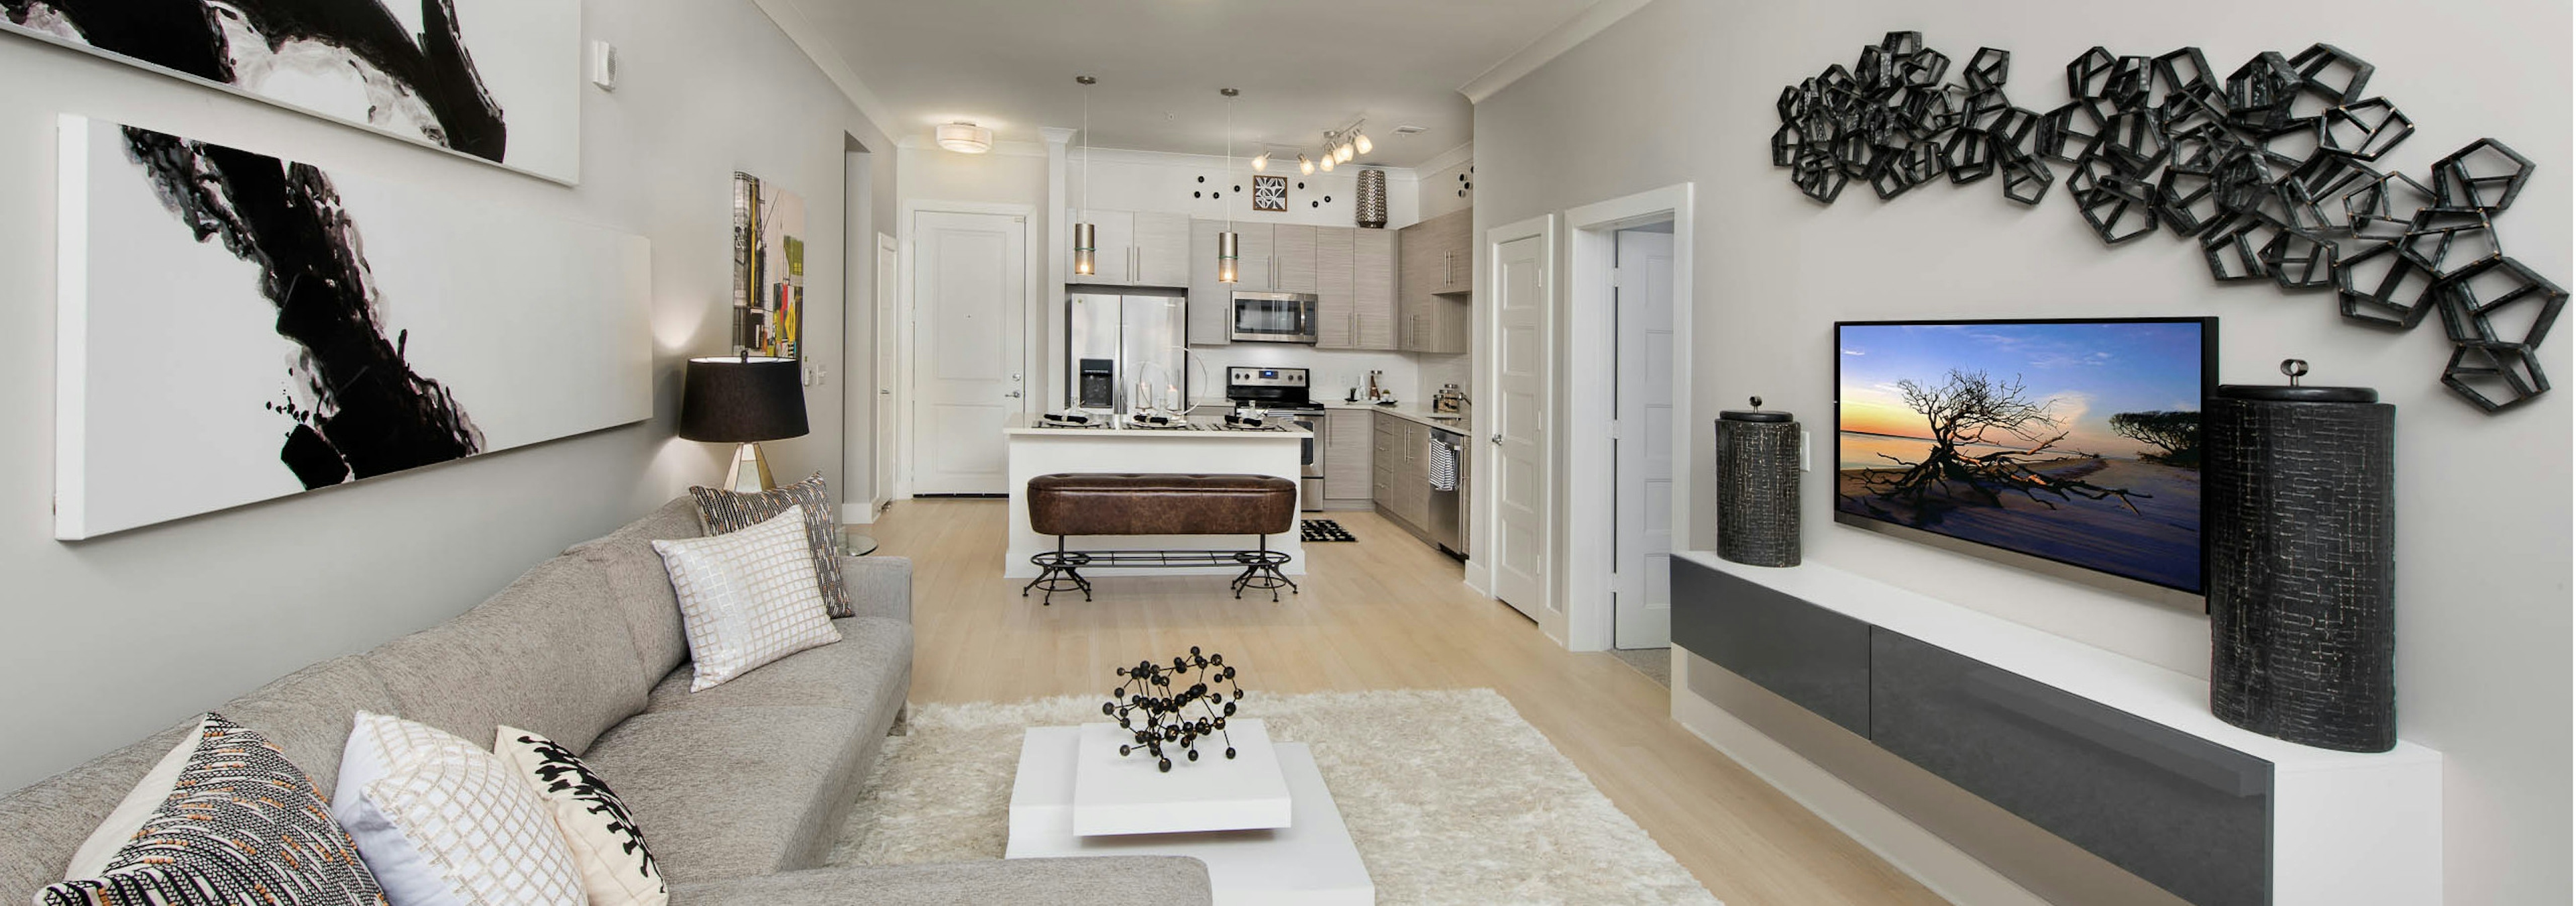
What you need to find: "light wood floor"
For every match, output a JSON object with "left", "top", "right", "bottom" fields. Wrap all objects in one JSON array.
[{"left": 870, "top": 499, "right": 1946, "bottom": 906}]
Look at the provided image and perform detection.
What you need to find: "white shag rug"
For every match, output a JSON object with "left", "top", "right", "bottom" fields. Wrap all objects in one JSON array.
[{"left": 828, "top": 688, "right": 1723, "bottom": 905}]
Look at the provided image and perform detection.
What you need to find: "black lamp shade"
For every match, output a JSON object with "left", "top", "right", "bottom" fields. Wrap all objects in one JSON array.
[{"left": 680, "top": 356, "right": 808, "bottom": 443}]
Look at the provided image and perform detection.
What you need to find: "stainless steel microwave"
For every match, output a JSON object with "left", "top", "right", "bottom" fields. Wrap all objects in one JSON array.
[{"left": 1229, "top": 291, "right": 1319, "bottom": 344}]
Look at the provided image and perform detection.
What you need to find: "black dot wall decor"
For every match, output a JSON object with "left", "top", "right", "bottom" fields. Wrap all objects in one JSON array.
[
  {"left": 1100, "top": 647, "right": 1244, "bottom": 772},
  {"left": 1777, "top": 32, "right": 2568, "bottom": 414}
]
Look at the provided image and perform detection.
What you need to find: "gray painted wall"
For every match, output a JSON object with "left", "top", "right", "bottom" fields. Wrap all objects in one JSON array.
[
  {"left": 1472, "top": 1, "right": 2569, "bottom": 902},
  {"left": 0, "top": 1, "right": 898, "bottom": 791}
]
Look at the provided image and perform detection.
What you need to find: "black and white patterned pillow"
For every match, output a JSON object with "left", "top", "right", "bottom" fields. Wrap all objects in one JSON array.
[
  {"left": 42, "top": 714, "right": 386, "bottom": 906},
  {"left": 690, "top": 472, "right": 851, "bottom": 618},
  {"left": 495, "top": 727, "right": 665, "bottom": 906}
]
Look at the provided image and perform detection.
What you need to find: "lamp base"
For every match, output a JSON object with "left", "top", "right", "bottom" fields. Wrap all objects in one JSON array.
[{"left": 723, "top": 442, "right": 778, "bottom": 493}]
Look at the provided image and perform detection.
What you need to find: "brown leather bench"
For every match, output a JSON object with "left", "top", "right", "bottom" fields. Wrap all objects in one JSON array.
[{"left": 1025, "top": 472, "right": 1299, "bottom": 603}]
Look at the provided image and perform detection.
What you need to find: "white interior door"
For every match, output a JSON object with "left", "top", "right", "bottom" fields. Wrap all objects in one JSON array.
[
  {"left": 1491, "top": 234, "right": 1551, "bottom": 623},
  {"left": 911, "top": 210, "right": 1026, "bottom": 495},
  {"left": 873, "top": 232, "right": 899, "bottom": 507},
  {"left": 1613, "top": 228, "right": 1676, "bottom": 648}
]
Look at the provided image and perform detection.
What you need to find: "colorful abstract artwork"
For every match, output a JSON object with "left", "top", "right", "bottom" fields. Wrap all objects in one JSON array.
[{"left": 732, "top": 172, "right": 808, "bottom": 359}]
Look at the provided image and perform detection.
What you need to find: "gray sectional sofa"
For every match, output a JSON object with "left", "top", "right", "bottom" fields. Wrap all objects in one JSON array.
[{"left": 0, "top": 498, "right": 1211, "bottom": 905}]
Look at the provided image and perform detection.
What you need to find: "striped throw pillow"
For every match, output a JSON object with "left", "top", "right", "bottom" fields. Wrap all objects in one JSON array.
[{"left": 690, "top": 473, "right": 851, "bottom": 617}]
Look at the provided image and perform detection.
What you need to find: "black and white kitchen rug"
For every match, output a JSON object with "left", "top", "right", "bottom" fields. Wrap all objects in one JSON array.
[{"left": 1302, "top": 519, "right": 1357, "bottom": 542}]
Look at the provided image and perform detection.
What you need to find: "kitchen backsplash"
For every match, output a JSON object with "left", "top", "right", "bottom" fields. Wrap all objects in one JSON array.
[{"left": 1186, "top": 344, "right": 1470, "bottom": 407}]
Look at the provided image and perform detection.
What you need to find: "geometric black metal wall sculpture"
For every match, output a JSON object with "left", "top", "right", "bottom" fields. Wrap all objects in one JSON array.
[{"left": 1779, "top": 34, "right": 2568, "bottom": 413}]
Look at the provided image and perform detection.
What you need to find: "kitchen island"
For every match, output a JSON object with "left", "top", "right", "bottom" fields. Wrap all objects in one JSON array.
[{"left": 1004, "top": 413, "right": 1309, "bottom": 579}]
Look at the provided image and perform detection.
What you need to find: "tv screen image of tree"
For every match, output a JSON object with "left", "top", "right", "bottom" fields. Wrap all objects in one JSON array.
[{"left": 1835, "top": 320, "right": 2212, "bottom": 593}]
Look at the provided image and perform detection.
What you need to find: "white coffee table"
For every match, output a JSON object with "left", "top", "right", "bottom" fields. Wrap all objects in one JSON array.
[{"left": 1008, "top": 725, "right": 1375, "bottom": 905}]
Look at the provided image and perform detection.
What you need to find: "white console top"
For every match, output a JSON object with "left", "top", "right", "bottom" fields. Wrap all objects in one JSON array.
[{"left": 1675, "top": 550, "right": 2441, "bottom": 772}]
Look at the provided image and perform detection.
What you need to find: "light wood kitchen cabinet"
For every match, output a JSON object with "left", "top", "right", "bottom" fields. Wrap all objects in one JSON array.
[
  {"left": 1371, "top": 414, "right": 1397, "bottom": 506},
  {"left": 1132, "top": 211, "right": 1191, "bottom": 287},
  {"left": 1187, "top": 219, "right": 1229, "bottom": 344},
  {"left": 1069, "top": 209, "right": 1190, "bottom": 287},
  {"left": 1271, "top": 224, "right": 1317, "bottom": 293},
  {"left": 1373, "top": 411, "right": 1436, "bottom": 530},
  {"left": 1324, "top": 409, "right": 1373, "bottom": 505},
  {"left": 1232, "top": 223, "right": 1274, "bottom": 291},
  {"left": 1352, "top": 228, "right": 1397, "bottom": 350},
  {"left": 1396, "top": 208, "right": 1471, "bottom": 354},
  {"left": 1314, "top": 228, "right": 1354, "bottom": 348}
]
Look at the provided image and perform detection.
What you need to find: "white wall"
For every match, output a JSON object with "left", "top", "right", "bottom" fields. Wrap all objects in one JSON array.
[
  {"left": 1416, "top": 142, "right": 1475, "bottom": 221},
  {"left": 0, "top": 0, "right": 897, "bottom": 791},
  {"left": 1471, "top": 1, "right": 2570, "bottom": 903}
]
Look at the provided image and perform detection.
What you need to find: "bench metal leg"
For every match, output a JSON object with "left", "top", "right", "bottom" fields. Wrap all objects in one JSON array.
[
  {"left": 1023, "top": 538, "right": 1093, "bottom": 605},
  {"left": 1230, "top": 534, "right": 1299, "bottom": 603}
]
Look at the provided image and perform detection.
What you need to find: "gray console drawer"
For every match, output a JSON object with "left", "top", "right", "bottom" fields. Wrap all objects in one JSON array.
[
  {"left": 1868, "top": 630, "right": 2271, "bottom": 906},
  {"left": 1671, "top": 558, "right": 1870, "bottom": 735}
]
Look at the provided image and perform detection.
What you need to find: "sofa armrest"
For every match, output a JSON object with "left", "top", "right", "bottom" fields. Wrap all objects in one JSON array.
[
  {"left": 840, "top": 555, "right": 912, "bottom": 625},
  {"left": 669, "top": 857, "right": 1210, "bottom": 906}
]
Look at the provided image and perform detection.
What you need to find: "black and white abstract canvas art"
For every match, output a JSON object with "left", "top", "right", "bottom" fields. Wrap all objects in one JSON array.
[
  {"left": 54, "top": 115, "right": 649, "bottom": 540},
  {"left": 4, "top": 0, "right": 579, "bottom": 183}
]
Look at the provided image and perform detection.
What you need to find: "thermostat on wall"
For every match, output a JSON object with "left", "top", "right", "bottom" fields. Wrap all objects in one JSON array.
[{"left": 590, "top": 40, "right": 618, "bottom": 91}]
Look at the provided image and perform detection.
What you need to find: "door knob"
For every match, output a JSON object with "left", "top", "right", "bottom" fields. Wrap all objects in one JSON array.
[
  {"left": 1006, "top": 391, "right": 1022, "bottom": 399},
  {"left": 1490, "top": 434, "right": 1503, "bottom": 445}
]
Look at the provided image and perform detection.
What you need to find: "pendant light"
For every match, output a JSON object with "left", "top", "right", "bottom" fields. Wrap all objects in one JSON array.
[
  {"left": 1216, "top": 88, "right": 1240, "bottom": 284},
  {"left": 1071, "top": 76, "right": 1097, "bottom": 278}
]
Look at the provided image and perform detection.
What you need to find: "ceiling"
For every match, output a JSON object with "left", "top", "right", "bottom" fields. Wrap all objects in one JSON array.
[{"left": 779, "top": 0, "right": 1603, "bottom": 168}]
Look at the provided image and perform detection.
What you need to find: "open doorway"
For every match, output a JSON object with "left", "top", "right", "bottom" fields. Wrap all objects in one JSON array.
[{"left": 1564, "top": 185, "right": 1695, "bottom": 653}]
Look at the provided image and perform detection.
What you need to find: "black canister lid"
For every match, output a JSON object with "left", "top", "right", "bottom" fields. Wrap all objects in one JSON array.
[
  {"left": 1721, "top": 395, "right": 1793, "bottom": 422},
  {"left": 2216, "top": 385, "right": 2379, "bottom": 403}
]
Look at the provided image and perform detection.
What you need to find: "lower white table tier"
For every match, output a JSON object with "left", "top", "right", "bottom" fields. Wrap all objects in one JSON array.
[
  {"left": 1004, "top": 413, "right": 1309, "bottom": 579},
  {"left": 1008, "top": 727, "right": 1374, "bottom": 905}
]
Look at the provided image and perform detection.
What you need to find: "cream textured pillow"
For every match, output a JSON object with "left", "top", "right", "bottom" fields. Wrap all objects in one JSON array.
[
  {"left": 333, "top": 711, "right": 584, "bottom": 906},
  {"left": 495, "top": 726, "right": 667, "bottom": 906},
  {"left": 653, "top": 504, "right": 842, "bottom": 691}
]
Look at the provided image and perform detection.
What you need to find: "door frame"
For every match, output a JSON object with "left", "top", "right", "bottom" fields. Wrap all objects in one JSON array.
[
  {"left": 896, "top": 199, "right": 1039, "bottom": 499},
  {"left": 870, "top": 231, "right": 898, "bottom": 515},
  {"left": 1564, "top": 183, "right": 1697, "bottom": 652},
  {"left": 1472, "top": 213, "right": 1559, "bottom": 640}
]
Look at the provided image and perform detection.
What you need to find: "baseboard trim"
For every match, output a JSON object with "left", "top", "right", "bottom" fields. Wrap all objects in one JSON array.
[{"left": 1668, "top": 655, "right": 2047, "bottom": 906}]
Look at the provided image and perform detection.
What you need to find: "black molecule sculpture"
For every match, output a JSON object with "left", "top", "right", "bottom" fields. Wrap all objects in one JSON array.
[{"left": 1100, "top": 647, "right": 1244, "bottom": 772}]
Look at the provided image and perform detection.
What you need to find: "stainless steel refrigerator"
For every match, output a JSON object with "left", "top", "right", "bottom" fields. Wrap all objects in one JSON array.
[{"left": 1066, "top": 289, "right": 1190, "bottom": 413}]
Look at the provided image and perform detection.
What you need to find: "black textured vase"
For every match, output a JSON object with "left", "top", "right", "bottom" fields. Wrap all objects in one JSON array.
[
  {"left": 1715, "top": 407, "right": 1801, "bottom": 567},
  {"left": 2206, "top": 384, "right": 2397, "bottom": 752}
]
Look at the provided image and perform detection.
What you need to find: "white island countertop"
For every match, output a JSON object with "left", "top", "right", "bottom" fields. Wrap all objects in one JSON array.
[{"left": 1006, "top": 412, "right": 1310, "bottom": 438}]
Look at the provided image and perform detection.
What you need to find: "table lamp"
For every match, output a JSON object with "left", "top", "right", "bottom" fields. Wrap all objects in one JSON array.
[{"left": 680, "top": 356, "right": 808, "bottom": 492}]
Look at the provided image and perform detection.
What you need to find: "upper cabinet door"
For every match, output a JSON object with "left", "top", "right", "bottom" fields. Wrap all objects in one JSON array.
[
  {"left": 1231, "top": 223, "right": 1275, "bottom": 291},
  {"left": 1131, "top": 212, "right": 1192, "bottom": 288},
  {"left": 1075, "top": 209, "right": 1136, "bottom": 285},
  {"left": 1271, "top": 224, "right": 1318, "bottom": 293},
  {"left": 1314, "top": 227, "right": 1355, "bottom": 348},
  {"left": 1352, "top": 229, "right": 1397, "bottom": 350},
  {"left": 1187, "top": 219, "right": 1230, "bottom": 345}
]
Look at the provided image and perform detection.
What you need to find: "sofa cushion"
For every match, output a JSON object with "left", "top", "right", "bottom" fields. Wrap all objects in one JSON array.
[
  {"left": 218, "top": 654, "right": 398, "bottom": 794},
  {"left": 566, "top": 499, "right": 702, "bottom": 689},
  {"left": 576, "top": 707, "right": 871, "bottom": 884},
  {"left": 692, "top": 475, "right": 854, "bottom": 618},
  {"left": 0, "top": 721, "right": 196, "bottom": 901},
  {"left": 653, "top": 507, "right": 842, "bottom": 692},
  {"left": 643, "top": 618, "right": 911, "bottom": 720},
  {"left": 365, "top": 554, "right": 649, "bottom": 754}
]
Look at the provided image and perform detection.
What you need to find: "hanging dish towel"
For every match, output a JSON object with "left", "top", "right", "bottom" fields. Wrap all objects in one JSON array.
[{"left": 1428, "top": 438, "right": 1460, "bottom": 491}]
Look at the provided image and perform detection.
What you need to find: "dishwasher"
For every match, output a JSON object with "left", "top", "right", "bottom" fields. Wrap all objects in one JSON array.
[{"left": 1427, "top": 426, "right": 1468, "bottom": 557}]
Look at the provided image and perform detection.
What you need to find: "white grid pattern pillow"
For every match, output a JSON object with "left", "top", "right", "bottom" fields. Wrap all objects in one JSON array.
[
  {"left": 653, "top": 505, "right": 842, "bottom": 691},
  {"left": 333, "top": 711, "right": 584, "bottom": 906}
]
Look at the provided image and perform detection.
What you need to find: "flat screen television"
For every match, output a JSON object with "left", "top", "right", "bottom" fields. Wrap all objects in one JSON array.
[{"left": 1833, "top": 317, "right": 2216, "bottom": 600}]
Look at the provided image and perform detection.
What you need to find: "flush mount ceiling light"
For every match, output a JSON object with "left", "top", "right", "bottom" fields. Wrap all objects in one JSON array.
[{"left": 934, "top": 121, "right": 992, "bottom": 154}]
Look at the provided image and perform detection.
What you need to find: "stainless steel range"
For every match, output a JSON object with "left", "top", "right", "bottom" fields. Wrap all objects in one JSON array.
[{"left": 1220, "top": 367, "right": 1324, "bottom": 509}]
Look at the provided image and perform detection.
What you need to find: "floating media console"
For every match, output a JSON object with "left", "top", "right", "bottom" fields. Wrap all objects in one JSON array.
[{"left": 1669, "top": 552, "right": 2440, "bottom": 906}]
